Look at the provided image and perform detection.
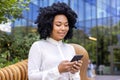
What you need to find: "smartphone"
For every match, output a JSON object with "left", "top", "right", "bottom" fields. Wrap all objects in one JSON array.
[{"left": 71, "top": 55, "right": 83, "bottom": 62}]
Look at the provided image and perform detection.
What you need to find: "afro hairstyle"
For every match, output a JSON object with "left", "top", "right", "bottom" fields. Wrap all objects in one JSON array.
[{"left": 35, "top": 2, "right": 78, "bottom": 40}]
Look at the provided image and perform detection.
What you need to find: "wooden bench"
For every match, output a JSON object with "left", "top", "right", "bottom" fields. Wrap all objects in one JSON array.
[
  {"left": 0, "top": 44, "right": 89, "bottom": 80},
  {"left": 0, "top": 59, "right": 28, "bottom": 80}
]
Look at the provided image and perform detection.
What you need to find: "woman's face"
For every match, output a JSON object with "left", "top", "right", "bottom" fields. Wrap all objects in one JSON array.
[{"left": 50, "top": 14, "right": 69, "bottom": 41}]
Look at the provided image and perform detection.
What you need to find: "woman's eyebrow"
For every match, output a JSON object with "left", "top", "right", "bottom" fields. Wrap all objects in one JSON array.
[{"left": 55, "top": 21, "right": 68, "bottom": 23}]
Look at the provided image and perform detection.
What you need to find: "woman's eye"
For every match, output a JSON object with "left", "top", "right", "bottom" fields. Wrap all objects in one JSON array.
[
  {"left": 65, "top": 24, "right": 69, "bottom": 27},
  {"left": 56, "top": 24, "right": 61, "bottom": 26}
]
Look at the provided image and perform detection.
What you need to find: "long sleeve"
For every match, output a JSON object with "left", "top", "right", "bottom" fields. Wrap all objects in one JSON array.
[
  {"left": 70, "top": 72, "right": 80, "bottom": 80},
  {"left": 28, "top": 67, "right": 60, "bottom": 80},
  {"left": 28, "top": 42, "right": 61, "bottom": 80}
]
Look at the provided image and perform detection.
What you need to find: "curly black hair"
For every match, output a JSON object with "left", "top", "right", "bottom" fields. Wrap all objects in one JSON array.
[{"left": 35, "top": 2, "right": 77, "bottom": 40}]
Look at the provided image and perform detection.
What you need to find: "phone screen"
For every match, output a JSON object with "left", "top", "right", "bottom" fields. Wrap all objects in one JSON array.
[{"left": 71, "top": 55, "right": 83, "bottom": 62}]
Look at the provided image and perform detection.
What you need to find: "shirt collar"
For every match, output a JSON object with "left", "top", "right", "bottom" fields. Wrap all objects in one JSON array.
[{"left": 46, "top": 37, "right": 63, "bottom": 46}]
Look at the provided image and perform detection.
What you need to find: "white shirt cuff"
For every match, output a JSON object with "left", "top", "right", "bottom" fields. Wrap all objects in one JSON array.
[
  {"left": 70, "top": 71, "right": 80, "bottom": 80},
  {"left": 47, "top": 66, "right": 61, "bottom": 79}
]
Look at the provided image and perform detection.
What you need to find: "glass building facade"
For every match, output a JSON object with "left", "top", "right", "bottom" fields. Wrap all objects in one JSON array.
[
  {"left": 14, "top": 0, "right": 120, "bottom": 32},
  {"left": 13, "top": 0, "right": 120, "bottom": 75}
]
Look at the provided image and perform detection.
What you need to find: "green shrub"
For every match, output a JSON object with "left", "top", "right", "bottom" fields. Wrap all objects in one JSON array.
[{"left": 0, "top": 28, "right": 39, "bottom": 68}]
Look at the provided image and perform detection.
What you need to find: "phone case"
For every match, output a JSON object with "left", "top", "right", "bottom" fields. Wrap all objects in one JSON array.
[{"left": 71, "top": 55, "right": 83, "bottom": 62}]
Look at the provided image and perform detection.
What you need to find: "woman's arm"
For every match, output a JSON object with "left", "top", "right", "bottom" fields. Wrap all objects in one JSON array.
[{"left": 28, "top": 42, "right": 61, "bottom": 80}]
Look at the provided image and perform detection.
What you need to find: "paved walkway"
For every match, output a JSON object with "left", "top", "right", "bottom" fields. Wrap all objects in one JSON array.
[{"left": 95, "top": 75, "right": 120, "bottom": 80}]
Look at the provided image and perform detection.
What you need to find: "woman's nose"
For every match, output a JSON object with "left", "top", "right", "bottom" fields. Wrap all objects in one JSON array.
[{"left": 61, "top": 26, "right": 65, "bottom": 30}]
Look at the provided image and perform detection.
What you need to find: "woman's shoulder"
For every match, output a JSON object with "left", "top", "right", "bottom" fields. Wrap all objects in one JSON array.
[
  {"left": 63, "top": 43, "right": 85, "bottom": 50},
  {"left": 69, "top": 43, "right": 87, "bottom": 50},
  {"left": 31, "top": 40, "right": 46, "bottom": 47},
  {"left": 63, "top": 42, "right": 73, "bottom": 48},
  {"left": 64, "top": 43, "right": 84, "bottom": 49},
  {"left": 63, "top": 43, "right": 75, "bottom": 51}
]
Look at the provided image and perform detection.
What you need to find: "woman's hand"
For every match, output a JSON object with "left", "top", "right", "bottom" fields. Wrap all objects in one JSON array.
[
  {"left": 58, "top": 60, "right": 74, "bottom": 73},
  {"left": 70, "top": 60, "right": 83, "bottom": 74},
  {"left": 58, "top": 60, "right": 83, "bottom": 74}
]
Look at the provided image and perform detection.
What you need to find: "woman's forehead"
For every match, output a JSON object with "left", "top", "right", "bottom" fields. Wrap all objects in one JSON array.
[{"left": 53, "top": 14, "right": 68, "bottom": 22}]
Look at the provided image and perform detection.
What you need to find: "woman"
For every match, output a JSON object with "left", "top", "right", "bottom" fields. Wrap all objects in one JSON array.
[{"left": 28, "top": 2, "right": 83, "bottom": 80}]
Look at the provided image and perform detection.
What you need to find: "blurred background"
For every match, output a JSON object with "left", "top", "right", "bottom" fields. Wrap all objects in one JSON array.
[{"left": 0, "top": 0, "right": 120, "bottom": 76}]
